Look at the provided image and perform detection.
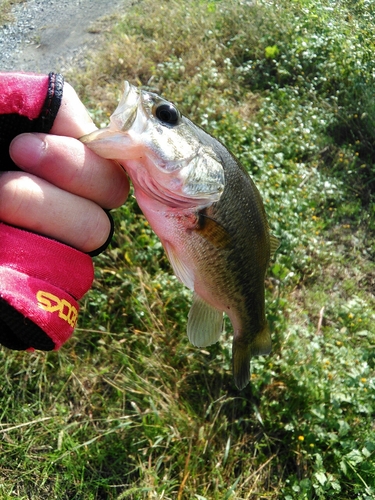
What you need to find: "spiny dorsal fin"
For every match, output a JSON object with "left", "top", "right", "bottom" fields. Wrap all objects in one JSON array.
[{"left": 187, "top": 293, "right": 223, "bottom": 347}]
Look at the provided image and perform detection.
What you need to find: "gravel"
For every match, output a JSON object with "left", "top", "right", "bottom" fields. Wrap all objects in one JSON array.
[{"left": 0, "top": 0, "right": 133, "bottom": 74}]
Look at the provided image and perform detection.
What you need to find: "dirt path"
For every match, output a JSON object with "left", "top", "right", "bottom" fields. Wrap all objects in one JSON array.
[{"left": 0, "top": 0, "right": 134, "bottom": 74}]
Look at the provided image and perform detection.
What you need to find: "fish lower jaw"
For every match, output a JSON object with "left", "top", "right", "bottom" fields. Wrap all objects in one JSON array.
[
  {"left": 134, "top": 176, "right": 215, "bottom": 211},
  {"left": 142, "top": 191, "right": 210, "bottom": 211}
]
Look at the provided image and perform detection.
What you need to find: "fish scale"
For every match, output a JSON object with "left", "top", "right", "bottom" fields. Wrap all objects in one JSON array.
[{"left": 82, "top": 81, "right": 278, "bottom": 389}]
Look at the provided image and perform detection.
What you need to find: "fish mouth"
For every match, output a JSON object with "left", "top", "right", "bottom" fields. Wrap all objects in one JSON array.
[
  {"left": 81, "top": 81, "right": 140, "bottom": 148},
  {"left": 80, "top": 127, "right": 138, "bottom": 159},
  {"left": 81, "top": 82, "right": 145, "bottom": 158},
  {"left": 110, "top": 81, "right": 140, "bottom": 132},
  {"left": 80, "top": 127, "right": 124, "bottom": 144},
  {"left": 81, "top": 126, "right": 193, "bottom": 172}
]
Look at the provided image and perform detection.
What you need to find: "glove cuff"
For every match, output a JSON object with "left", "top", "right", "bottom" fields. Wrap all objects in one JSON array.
[
  {"left": 0, "top": 72, "right": 64, "bottom": 172},
  {"left": 0, "top": 72, "right": 63, "bottom": 123},
  {"left": 0, "top": 222, "right": 94, "bottom": 350}
]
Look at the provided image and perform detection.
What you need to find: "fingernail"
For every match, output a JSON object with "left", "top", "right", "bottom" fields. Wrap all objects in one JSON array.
[{"left": 9, "top": 133, "right": 46, "bottom": 169}]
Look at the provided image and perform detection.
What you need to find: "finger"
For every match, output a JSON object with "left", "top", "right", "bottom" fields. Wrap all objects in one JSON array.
[
  {"left": 50, "top": 82, "right": 98, "bottom": 137},
  {"left": 9, "top": 132, "right": 130, "bottom": 209},
  {"left": 0, "top": 171, "right": 112, "bottom": 253}
]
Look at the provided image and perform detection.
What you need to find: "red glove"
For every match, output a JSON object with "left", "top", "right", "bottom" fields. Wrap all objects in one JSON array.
[{"left": 0, "top": 72, "right": 96, "bottom": 351}]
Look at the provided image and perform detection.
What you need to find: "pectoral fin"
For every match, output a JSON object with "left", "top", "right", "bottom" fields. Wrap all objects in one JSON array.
[
  {"left": 195, "top": 211, "right": 231, "bottom": 249},
  {"left": 187, "top": 293, "right": 223, "bottom": 347}
]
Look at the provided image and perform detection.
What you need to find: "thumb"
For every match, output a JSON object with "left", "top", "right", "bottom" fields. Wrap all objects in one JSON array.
[{"left": 50, "top": 82, "right": 98, "bottom": 138}]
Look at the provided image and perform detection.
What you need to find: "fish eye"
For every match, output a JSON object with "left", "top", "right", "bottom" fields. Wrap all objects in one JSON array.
[{"left": 153, "top": 103, "right": 180, "bottom": 126}]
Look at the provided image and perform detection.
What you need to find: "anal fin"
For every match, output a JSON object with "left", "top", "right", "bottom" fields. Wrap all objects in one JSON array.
[{"left": 187, "top": 293, "right": 223, "bottom": 347}]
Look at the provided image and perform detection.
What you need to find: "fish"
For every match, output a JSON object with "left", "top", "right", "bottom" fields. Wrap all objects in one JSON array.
[{"left": 81, "top": 81, "right": 278, "bottom": 389}]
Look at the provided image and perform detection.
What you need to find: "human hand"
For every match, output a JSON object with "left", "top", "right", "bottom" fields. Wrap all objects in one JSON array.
[
  {"left": 0, "top": 74, "right": 129, "bottom": 351},
  {"left": 0, "top": 82, "right": 129, "bottom": 253}
]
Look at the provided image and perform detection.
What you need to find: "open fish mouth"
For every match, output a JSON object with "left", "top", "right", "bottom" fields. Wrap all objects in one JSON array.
[
  {"left": 80, "top": 82, "right": 141, "bottom": 146},
  {"left": 81, "top": 82, "right": 140, "bottom": 148},
  {"left": 110, "top": 81, "right": 140, "bottom": 132}
]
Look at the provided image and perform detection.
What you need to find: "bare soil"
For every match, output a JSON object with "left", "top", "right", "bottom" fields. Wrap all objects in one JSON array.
[{"left": 0, "top": 0, "right": 134, "bottom": 74}]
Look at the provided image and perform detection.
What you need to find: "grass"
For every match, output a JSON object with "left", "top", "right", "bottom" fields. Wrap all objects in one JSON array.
[
  {"left": 0, "top": 0, "right": 26, "bottom": 25},
  {"left": 1, "top": 0, "right": 375, "bottom": 498}
]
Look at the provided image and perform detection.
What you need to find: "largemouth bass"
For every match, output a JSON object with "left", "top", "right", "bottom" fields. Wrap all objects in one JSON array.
[{"left": 82, "top": 82, "right": 278, "bottom": 389}]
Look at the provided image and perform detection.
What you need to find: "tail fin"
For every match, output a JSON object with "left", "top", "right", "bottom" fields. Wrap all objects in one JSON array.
[{"left": 232, "top": 325, "right": 272, "bottom": 390}]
